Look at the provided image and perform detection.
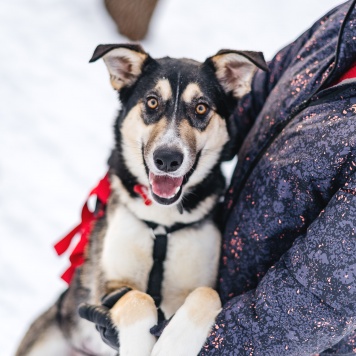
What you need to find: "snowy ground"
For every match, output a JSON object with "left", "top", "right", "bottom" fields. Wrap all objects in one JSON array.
[{"left": 0, "top": 0, "right": 342, "bottom": 354}]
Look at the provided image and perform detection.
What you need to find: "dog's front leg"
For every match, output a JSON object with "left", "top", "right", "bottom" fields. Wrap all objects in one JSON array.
[
  {"left": 110, "top": 290, "right": 158, "bottom": 356},
  {"left": 151, "top": 287, "right": 221, "bottom": 356}
]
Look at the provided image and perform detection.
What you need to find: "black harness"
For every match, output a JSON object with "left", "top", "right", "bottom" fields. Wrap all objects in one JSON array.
[{"left": 143, "top": 220, "right": 200, "bottom": 322}]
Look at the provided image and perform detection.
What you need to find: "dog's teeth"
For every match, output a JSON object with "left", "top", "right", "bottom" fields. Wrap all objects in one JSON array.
[{"left": 174, "top": 186, "right": 180, "bottom": 194}]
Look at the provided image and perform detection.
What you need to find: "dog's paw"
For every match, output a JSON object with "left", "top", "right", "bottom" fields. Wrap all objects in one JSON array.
[
  {"left": 151, "top": 287, "right": 221, "bottom": 356},
  {"left": 111, "top": 290, "right": 158, "bottom": 356}
]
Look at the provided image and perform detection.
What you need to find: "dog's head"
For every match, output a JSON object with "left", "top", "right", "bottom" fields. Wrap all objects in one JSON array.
[{"left": 90, "top": 44, "right": 267, "bottom": 207}]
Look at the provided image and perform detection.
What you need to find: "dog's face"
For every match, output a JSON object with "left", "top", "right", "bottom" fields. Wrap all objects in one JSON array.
[{"left": 90, "top": 44, "right": 267, "bottom": 206}]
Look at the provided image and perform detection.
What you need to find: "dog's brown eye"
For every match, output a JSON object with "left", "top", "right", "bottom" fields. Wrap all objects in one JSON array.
[
  {"left": 196, "top": 103, "right": 208, "bottom": 115},
  {"left": 147, "top": 97, "right": 158, "bottom": 110}
]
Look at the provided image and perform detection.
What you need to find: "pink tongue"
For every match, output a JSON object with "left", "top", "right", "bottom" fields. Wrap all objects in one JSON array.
[{"left": 149, "top": 172, "right": 183, "bottom": 199}]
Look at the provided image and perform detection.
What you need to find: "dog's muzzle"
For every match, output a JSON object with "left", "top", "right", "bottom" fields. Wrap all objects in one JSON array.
[{"left": 149, "top": 148, "right": 185, "bottom": 205}]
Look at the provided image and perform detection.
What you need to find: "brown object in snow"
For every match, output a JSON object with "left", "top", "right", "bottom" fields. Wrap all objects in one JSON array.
[{"left": 104, "top": 0, "right": 159, "bottom": 41}]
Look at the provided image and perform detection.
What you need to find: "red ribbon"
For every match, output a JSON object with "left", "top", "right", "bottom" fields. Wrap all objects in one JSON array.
[
  {"left": 54, "top": 173, "right": 111, "bottom": 284},
  {"left": 54, "top": 173, "right": 152, "bottom": 284}
]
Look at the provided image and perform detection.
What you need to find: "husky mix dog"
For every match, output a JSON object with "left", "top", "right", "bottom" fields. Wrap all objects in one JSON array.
[{"left": 16, "top": 44, "right": 267, "bottom": 356}]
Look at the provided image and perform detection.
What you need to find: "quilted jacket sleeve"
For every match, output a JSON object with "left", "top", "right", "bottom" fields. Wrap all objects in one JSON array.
[{"left": 201, "top": 170, "right": 356, "bottom": 355}]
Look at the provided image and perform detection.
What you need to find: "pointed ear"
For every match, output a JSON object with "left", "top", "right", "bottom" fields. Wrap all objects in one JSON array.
[
  {"left": 89, "top": 44, "right": 149, "bottom": 91},
  {"left": 206, "top": 50, "right": 268, "bottom": 98}
]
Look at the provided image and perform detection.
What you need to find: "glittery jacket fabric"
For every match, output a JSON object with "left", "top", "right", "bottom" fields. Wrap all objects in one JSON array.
[{"left": 201, "top": 1, "right": 356, "bottom": 355}]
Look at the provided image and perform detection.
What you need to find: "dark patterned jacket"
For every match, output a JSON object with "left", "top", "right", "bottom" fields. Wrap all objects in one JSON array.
[{"left": 202, "top": 1, "right": 356, "bottom": 354}]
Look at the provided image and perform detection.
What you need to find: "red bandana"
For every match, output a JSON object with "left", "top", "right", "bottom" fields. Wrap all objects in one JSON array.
[{"left": 54, "top": 173, "right": 151, "bottom": 284}]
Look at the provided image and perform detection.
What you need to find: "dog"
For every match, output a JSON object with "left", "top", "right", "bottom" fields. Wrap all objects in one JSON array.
[{"left": 16, "top": 44, "right": 267, "bottom": 356}]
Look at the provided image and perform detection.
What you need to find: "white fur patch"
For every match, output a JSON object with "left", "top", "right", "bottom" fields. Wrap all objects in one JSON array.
[
  {"left": 71, "top": 318, "right": 117, "bottom": 356},
  {"left": 101, "top": 203, "right": 154, "bottom": 291},
  {"left": 160, "top": 222, "right": 221, "bottom": 318},
  {"left": 120, "top": 319, "right": 157, "bottom": 356},
  {"left": 26, "top": 321, "right": 116, "bottom": 356},
  {"left": 26, "top": 325, "right": 71, "bottom": 356}
]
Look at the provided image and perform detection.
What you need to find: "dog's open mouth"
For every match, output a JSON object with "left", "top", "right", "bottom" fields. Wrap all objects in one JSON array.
[{"left": 149, "top": 172, "right": 184, "bottom": 205}]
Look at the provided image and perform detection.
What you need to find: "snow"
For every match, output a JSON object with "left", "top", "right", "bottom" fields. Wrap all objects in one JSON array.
[{"left": 0, "top": 0, "right": 342, "bottom": 354}]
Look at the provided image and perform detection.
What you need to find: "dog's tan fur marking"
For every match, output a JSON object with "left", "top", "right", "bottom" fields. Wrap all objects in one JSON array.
[
  {"left": 181, "top": 83, "right": 203, "bottom": 103},
  {"left": 184, "top": 287, "right": 221, "bottom": 326},
  {"left": 110, "top": 290, "right": 157, "bottom": 327},
  {"left": 145, "top": 117, "right": 168, "bottom": 153},
  {"left": 179, "top": 119, "right": 197, "bottom": 155},
  {"left": 105, "top": 280, "right": 140, "bottom": 294},
  {"left": 155, "top": 79, "right": 172, "bottom": 101},
  {"left": 110, "top": 76, "right": 123, "bottom": 91}
]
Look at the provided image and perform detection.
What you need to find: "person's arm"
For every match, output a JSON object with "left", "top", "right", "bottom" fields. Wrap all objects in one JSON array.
[
  {"left": 201, "top": 168, "right": 356, "bottom": 355},
  {"left": 229, "top": 4, "right": 341, "bottom": 155}
]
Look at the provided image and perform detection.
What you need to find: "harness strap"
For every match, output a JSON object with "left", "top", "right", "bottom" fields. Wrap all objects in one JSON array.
[
  {"left": 146, "top": 228, "right": 168, "bottom": 322},
  {"left": 143, "top": 219, "right": 201, "bottom": 322}
]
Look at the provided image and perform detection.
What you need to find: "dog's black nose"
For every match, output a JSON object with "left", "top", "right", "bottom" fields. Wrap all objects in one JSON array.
[{"left": 154, "top": 149, "right": 183, "bottom": 172}]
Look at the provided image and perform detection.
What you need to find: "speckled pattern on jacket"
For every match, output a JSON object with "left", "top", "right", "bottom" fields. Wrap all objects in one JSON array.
[{"left": 201, "top": 1, "right": 356, "bottom": 354}]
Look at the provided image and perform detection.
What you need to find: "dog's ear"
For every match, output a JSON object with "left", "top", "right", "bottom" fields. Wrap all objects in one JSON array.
[
  {"left": 90, "top": 44, "right": 149, "bottom": 91},
  {"left": 206, "top": 50, "right": 268, "bottom": 98}
]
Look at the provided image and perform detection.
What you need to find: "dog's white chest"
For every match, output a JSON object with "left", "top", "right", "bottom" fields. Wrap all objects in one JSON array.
[
  {"left": 101, "top": 205, "right": 154, "bottom": 292},
  {"left": 101, "top": 204, "right": 221, "bottom": 318}
]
